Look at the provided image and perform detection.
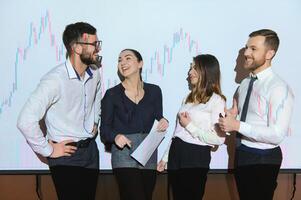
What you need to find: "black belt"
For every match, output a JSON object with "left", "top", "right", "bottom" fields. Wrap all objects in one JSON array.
[
  {"left": 68, "top": 137, "right": 95, "bottom": 148},
  {"left": 238, "top": 144, "right": 280, "bottom": 155},
  {"left": 53, "top": 137, "right": 95, "bottom": 148}
]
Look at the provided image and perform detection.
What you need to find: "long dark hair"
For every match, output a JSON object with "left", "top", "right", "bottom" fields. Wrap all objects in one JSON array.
[{"left": 186, "top": 54, "right": 226, "bottom": 104}]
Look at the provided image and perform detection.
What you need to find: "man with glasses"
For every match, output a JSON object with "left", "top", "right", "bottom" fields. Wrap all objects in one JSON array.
[{"left": 17, "top": 22, "right": 102, "bottom": 200}]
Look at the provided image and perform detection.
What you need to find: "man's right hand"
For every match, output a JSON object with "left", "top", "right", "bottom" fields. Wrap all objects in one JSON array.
[{"left": 49, "top": 140, "right": 77, "bottom": 158}]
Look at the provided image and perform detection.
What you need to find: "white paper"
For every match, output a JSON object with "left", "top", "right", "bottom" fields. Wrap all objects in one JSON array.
[{"left": 131, "top": 121, "right": 166, "bottom": 166}]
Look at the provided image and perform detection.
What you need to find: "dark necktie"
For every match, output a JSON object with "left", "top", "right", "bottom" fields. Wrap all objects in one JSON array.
[{"left": 236, "top": 75, "right": 257, "bottom": 146}]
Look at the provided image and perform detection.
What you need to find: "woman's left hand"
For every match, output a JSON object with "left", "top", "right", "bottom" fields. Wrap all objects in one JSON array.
[{"left": 157, "top": 118, "right": 169, "bottom": 132}]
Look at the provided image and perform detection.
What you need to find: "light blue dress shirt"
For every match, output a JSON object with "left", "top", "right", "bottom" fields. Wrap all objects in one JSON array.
[{"left": 17, "top": 58, "right": 101, "bottom": 157}]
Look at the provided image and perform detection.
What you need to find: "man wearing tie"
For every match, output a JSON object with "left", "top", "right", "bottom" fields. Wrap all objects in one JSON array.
[{"left": 219, "top": 29, "right": 294, "bottom": 200}]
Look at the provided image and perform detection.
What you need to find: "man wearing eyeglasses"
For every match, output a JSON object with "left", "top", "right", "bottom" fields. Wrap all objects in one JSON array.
[{"left": 17, "top": 22, "right": 102, "bottom": 200}]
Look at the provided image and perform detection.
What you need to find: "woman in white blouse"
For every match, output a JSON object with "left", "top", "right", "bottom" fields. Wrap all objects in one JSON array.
[{"left": 157, "top": 54, "right": 226, "bottom": 200}]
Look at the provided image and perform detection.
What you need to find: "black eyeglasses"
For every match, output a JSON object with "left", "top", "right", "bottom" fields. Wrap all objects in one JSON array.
[{"left": 76, "top": 40, "right": 102, "bottom": 49}]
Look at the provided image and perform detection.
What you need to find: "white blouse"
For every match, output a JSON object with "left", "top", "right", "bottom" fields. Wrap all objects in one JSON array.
[{"left": 162, "top": 93, "right": 226, "bottom": 162}]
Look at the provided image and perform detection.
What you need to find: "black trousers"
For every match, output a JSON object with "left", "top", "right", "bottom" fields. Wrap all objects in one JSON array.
[
  {"left": 235, "top": 164, "right": 280, "bottom": 200},
  {"left": 167, "top": 138, "right": 210, "bottom": 200},
  {"left": 50, "top": 165, "right": 99, "bottom": 200},
  {"left": 113, "top": 168, "right": 157, "bottom": 200},
  {"left": 168, "top": 168, "right": 209, "bottom": 200}
]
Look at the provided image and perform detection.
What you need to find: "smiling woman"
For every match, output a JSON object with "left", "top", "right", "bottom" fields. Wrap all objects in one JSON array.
[
  {"left": 100, "top": 49, "right": 169, "bottom": 200},
  {"left": 158, "top": 54, "right": 227, "bottom": 200}
]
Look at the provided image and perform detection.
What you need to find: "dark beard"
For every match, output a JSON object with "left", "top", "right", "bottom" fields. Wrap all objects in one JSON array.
[
  {"left": 80, "top": 53, "right": 96, "bottom": 66},
  {"left": 244, "top": 57, "right": 266, "bottom": 71}
]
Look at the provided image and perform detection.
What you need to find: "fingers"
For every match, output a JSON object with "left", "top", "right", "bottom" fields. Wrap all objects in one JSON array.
[
  {"left": 157, "top": 161, "right": 166, "bottom": 172},
  {"left": 185, "top": 111, "right": 190, "bottom": 118},
  {"left": 178, "top": 112, "right": 185, "bottom": 119},
  {"left": 60, "top": 144, "right": 77, "bottom": 157},
  {"left": 157, "top": 165, "right": 164, "bottom": 172},
  {"left": 157, "top": 163, "right": 162, "bottom": 172},
  {"left": 115, "top": 141, "right": 123, "bottom": 148},
  {"left": 92, "top": 124, "right": 98, "bottom": 135},
  {"left": 218, "top": 117, "right": 235, "bottom": 133},
  {"left": 218, "top": 118, "right": 226, "bottom": 132},
  {"left": 115, "top": 135, "right": 132, "bottom": 148},
  {"left": 233, "top": 98, "right": 238, "bottom": 110},
  {"left": 157, "top": 118, "right": 169, "bottom": 132},
  {"left": 65, "top": 145, "right": 77, "bottom": 153},
  {"left": 229, "top": 98, "right": 238, "bottom": 116},
  {"left": 225, "top": 110, "right": 232, "bottom": 117},
  {"left": 180, "top": 112, "right": 191, "bottom": 124},
  {"left": 180, "top": 112, "right": 190, "bottom": 119},
  {"left": 178, "top": 112, "right": 191, "bottom": 128},
  {"left": 61, "top": 142, "right": 77, "bottom": 157},
  {"left": 125, "top": 138, "right": 132, "bottom": 148},
  {"left": 159, "top": 124, "right": 168, "bottom": 131},
  {"left": 157, "top": 121, "right": 168, "bottom": 132},
  {"left": 64, "top": 152, "right": 72, "bottom": 156}
]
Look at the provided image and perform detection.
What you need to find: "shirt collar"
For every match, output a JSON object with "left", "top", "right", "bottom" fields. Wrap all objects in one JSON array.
[
  {"left": 250, "top": 66, "right": 272, "bottom": 81},
  {"left": 65, "top": 58, "right": 93, "bottom": 80},
  {"left": 86, "top": 67, "right": 93, "bottom": 77}
]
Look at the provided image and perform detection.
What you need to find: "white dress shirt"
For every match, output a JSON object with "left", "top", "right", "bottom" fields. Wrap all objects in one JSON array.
[
  {"left": 162, "top": 93, "right": 226, "bottom": 162},
  {"left": 238, "top": 67, "right": 294, "bottom": 149},
  {"left": 17, "top": 58, "right": 102, "bottom": 157}
]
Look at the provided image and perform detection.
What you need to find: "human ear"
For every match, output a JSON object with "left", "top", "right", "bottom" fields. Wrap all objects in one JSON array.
[
  {"left": 266, "top": 49, "right": 275, "bottom": 60},
  {"left": 138, "top": 60, "right": 144, "bottom": 69},
  {"left": 73, "top": 43, "right": 82, "bottom": 55}
]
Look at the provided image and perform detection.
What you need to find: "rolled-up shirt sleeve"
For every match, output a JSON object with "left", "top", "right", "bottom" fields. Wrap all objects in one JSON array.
[
  {"left": 239, "top": 85, "right": 294, "bottom": 145},
  {"left": 17, "top": 75, "right": 60, "bottom": 157}
]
